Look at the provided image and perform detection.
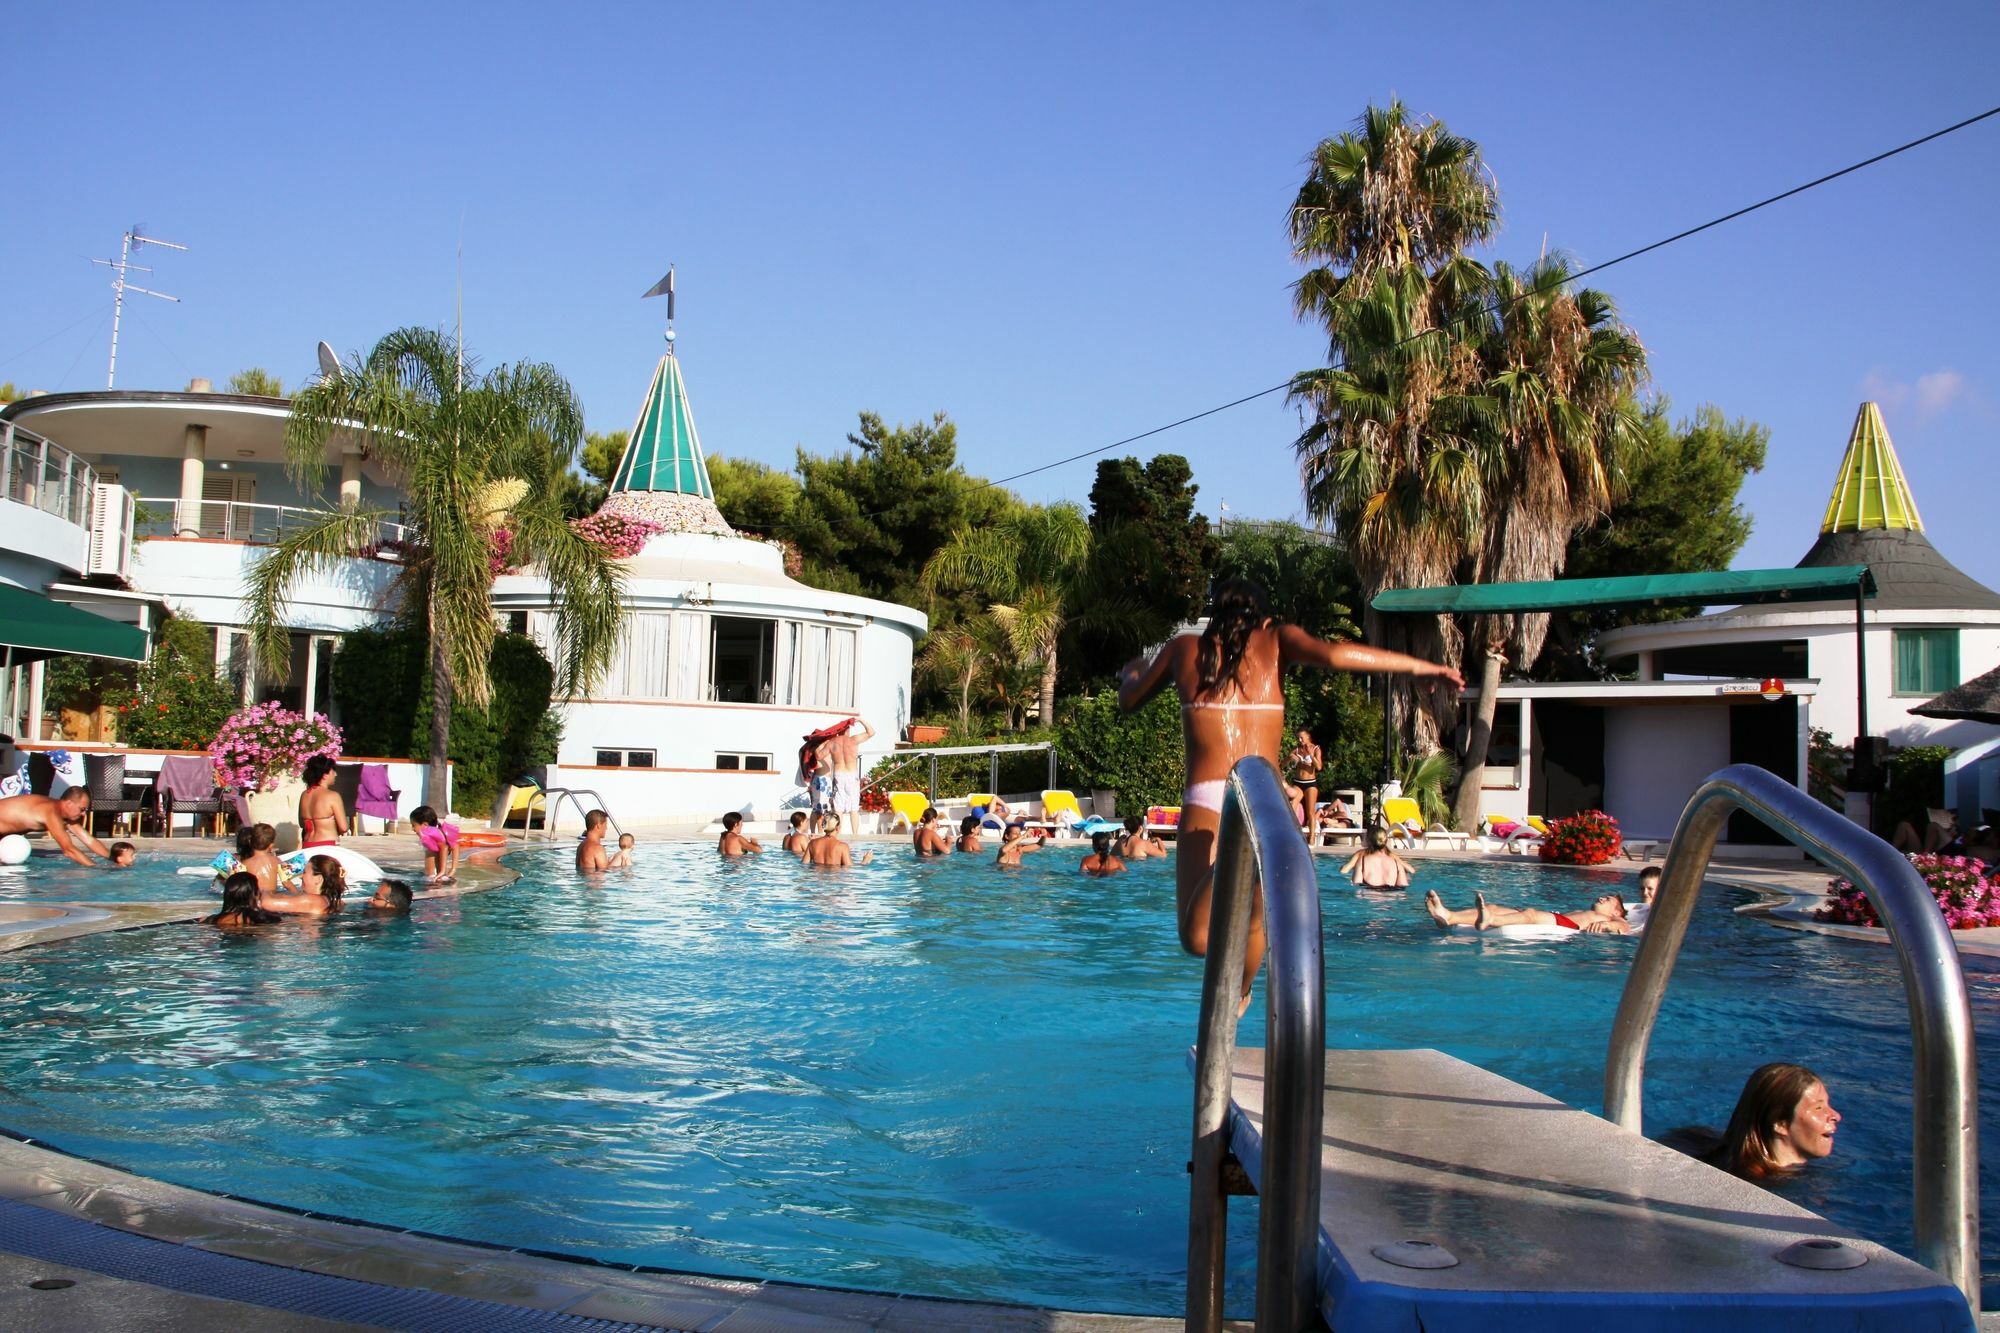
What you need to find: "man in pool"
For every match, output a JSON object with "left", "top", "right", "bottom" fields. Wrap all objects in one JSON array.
[
  {"left": 804, "top": 813, "right": 872, "bottom": 867},
  {"left": 0, "top": 788, "right": 110, "bottom": 867},
  {"left": 1425, "top": 889, "right": 1631, "bottom": 934},
  {"left": 718, "top": 811, "right": 763, "bottom": 857},
  {"left": 1116, "top": 815, "right": 1167, "bottom": 861},
  {"left": 365, "top": 879, "right": 414, "bottom": 913},
  {"left": 578, "top": 809, "right": 613, "bottom": 871}
]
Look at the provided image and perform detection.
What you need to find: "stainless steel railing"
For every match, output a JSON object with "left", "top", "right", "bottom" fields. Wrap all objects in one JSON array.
[
  {"left": 1187, "top": 755, "right": 1325, "bottom": 1333},
  {"left": 1604, "top": 763, "right": 1980, "bottom": 1311},
  {"left": 0, "top": 420, "right": 97, "bottom": 526},
  {"left": 134, "top": 497, "right": 412, "bottom": 548}
]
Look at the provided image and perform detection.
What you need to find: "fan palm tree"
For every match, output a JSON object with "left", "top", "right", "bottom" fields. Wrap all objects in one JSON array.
[
  {"left": 246, "top": 327, "right": 625, "bottom": 807},
  {"left": 915, "top": 620, "right": 990, "bottom": 734},
  {"left": 1449, "top": 259, "right": 1648, "bottom": 830},
  {"left": 919, "top": 503, "right": 1093, "bottom": 727},
  {"left": 1289, "top": 102, "right": 1499, "bottom": 753}
]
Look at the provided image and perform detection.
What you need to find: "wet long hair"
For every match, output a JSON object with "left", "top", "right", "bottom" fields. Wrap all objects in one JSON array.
[
  {"left": 1709, "top": 1062, "right": 1824, "bottom": 1180},
  {"left": 207, "top": 871, "right": 278, "bottom": 925},
  {"left": 307, "top": 855, "right": 347, "bottom": 909},
  {"left": 1197, "top": 579, "right": 1277, "bottom": 695}
]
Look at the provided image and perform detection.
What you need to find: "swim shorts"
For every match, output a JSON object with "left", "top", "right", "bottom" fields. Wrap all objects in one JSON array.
[
  {"left": 832, "top": 772, "right": 860, "bottom": 814},
  {"left": 811, "top": 773, "right": 833, "bottom": 810}
]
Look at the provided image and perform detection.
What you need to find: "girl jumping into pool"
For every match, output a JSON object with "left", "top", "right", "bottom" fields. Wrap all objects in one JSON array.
[{"left": 1119, "top": 579, "right": 1461, "bottom": 1005}]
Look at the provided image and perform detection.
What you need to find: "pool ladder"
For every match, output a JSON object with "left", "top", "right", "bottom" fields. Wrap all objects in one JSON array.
[{"left": 1185, "top": 759, "right": 1982, "bottom": 1331}]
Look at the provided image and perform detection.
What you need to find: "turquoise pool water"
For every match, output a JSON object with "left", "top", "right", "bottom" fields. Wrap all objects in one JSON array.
[
  {"left": 0, "top": 848, "right": 420, "bottom": 904},
  {"left": 0, "top": 843, "right": 1991, "bottom": 1315}
]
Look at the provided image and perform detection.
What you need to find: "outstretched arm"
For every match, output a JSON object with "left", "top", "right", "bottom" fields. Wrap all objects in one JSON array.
[
  {"left": 1118, "top": 637, "right": 1186, "bottom": 713},
  {"left": 47, "top": 813, "right": 99, "bottom": 867},
  {"left": 852, "top": 718, "right": 875, "bottom": 744},
  {"left": 1276, "top": 624, "right": 1464, "bottom": 687}
]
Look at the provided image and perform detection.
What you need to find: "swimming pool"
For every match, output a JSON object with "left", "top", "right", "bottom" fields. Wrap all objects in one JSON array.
[{"left": 0, "top": 843, "right": 1991, "bottom": 1315}]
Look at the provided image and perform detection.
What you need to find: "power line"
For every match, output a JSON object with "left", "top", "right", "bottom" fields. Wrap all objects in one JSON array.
[{"left": 872, "top": 99, "right": 2000, "bottom": 512}]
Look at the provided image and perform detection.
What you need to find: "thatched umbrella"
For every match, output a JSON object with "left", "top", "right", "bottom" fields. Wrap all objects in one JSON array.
[{"left": 1910, "top": 663, "right": 2000, "bottom": 724}]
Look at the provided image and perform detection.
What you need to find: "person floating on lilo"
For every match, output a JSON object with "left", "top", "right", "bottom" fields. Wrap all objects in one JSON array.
[{"left": 1424, "top": 888, "right": 1631, "bottom": 934}]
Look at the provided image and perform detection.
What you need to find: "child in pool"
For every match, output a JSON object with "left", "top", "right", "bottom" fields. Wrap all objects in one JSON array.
[
  {"left": 108, "top": 841, "right": 136, "bottom": 868},
  {"left": 609, "top": 832, "right": 636, "bottom": 868},
  {"left": 409, "top": 805, "right": 459, "bottom": 883}
]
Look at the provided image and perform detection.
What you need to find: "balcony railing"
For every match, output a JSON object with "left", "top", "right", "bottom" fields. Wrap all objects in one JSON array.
[
  {"left": 136, "top": 498, "right": 412, "bottom": 552},
  {"left": 1, "top": 421, "right": 96, "bottom": 527}
]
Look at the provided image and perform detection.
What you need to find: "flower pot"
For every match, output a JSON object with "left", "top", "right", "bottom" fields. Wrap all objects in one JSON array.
[
  {"left": 244, "top": 777, "right": 307, "bottom": 853},
  {"left": 1090, "top": 789, "right": 1117, "bottom": 820},
  {"left": 907, "top": 725, "right": 947, "bottom": 745}
]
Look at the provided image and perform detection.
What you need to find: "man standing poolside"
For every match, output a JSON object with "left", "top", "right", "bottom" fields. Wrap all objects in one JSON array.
[
  {"left": 823, "top": 715, "right": 874, "bottom": 836},
  {"left": 0, "top": 788, "right": 109, "bottom": 867}
]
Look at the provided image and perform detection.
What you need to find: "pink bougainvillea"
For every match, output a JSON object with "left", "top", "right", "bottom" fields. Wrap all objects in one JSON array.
[
  {"left": 488, "top": 526, "right": 519, "bottom": 577},
  {"left": 569, "top": 511, "right": 665, "bottom": 559},
  {"left": 1817, "top": 854, "right": 2000, "bottom": 930},
  {"left": 208, "top": 703, "right": 343, "bottom": 791},
  {"left": 1538, "top": 809, "right": 1623, "bottom": 866}
]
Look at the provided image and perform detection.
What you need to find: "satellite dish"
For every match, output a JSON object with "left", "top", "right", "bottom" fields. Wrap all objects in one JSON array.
[{"left": 316, "top": 341, "right": 341, "bottom": 380}]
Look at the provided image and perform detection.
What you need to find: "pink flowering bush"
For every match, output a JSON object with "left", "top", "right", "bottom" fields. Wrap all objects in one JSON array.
[
  {"left": 1817, "top": 854, "right": 2000, "bottom": 930},
  {"left": 208, "top": 703, "right": 343, "bottom": 791},
  {"left": 488, "top": 526, "right": 519, "bottom": 577},
  {"left": 569, "top": 511, "right": 664, "bottom": 559},
  {"left": 1538, "top": 809, "right": 1623, "bottom": 865}
]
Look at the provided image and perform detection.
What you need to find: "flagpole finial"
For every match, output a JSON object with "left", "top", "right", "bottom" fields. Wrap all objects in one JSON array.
[{"left": 641, "top": 265, "right": 678, "bottom": 350}]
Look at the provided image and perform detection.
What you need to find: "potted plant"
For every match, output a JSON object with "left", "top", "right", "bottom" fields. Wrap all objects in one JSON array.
[
  {"left": 209, "top": 703, "right": 343, "bottom": 834},
  {"left": 907, "top": 723, "right": 948, "bottom": 745}
]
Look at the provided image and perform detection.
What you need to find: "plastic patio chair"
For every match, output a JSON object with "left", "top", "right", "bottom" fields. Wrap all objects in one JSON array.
[
  {"left": 354, "top": 764, "right": 400, "bottom": 832},
  {"left": 886, "top": 791, "right": 931, "bottom": 831}
]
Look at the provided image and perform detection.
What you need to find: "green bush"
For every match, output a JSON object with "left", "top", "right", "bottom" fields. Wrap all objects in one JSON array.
[
  {"left": 1283, "top": 672, "right": 1383, "bottom": 791},
  {"left": 105, "top": 618, "right": 238, "bottom": 750},
  {"left": 1879, "top": 744, "right": 1951, "bottom": 836},
  {"left": 1052, "top": 689, "right": 1185, "bottom": 812},
  {"left": 330, "top": 627, "right": 556, "bottom": 812}
]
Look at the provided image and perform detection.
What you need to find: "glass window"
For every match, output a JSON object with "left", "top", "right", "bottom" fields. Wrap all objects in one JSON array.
[
  {"left": 710, "top": 617, "right": 775, "bottom": 703},
  {"left": 716, "top": 754, "right": 740, "bottom": 770},
  {"left": 595, "top": 750, "right": 625, "bottom": 767},
  {"left": 1893, "top": 629, "right": 1960, "bottom": 696},
  {"left": 626, "top": 750, "right": 656, "bottom": 768}
]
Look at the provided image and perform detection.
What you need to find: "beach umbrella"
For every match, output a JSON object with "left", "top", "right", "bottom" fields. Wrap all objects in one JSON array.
[{"left": 1910, "top": 663, "right": 2000, "bottom": 724}]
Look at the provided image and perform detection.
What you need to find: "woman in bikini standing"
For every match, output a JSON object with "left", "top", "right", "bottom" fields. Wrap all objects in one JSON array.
[
  {"left": 1287, "top": 729, "right": 1323, "bottom": 840},
  {"left": 1119, "top": 579, "right": 1460, "bottom": 999}
]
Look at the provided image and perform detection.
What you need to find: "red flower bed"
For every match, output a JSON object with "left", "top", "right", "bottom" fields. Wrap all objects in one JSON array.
[
  {"left": 1538, "top": 809, "right": 1623, "bottom": 866},
  {"left": 1816, "top": 854, "right": 2000, "bottom": 930}
]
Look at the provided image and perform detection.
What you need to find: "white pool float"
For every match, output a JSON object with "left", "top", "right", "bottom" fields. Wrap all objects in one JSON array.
[
  {"left": 0, "top": 834, "right": 29, "bottom": 866},
  {"left": 1448, "top": 922, "right": 1579, "bottom": 941},
  {"left": 285, "top": 844, "right": 387, "bottom": 882}
]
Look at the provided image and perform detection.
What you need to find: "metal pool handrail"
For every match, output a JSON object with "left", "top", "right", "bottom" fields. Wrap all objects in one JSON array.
[
  {"left": 1604, "top": 762, "right": 1980, "bottom": 1311},
  {"left": 1187, "top": 756, "right": 1325, "bottom": 1333}
]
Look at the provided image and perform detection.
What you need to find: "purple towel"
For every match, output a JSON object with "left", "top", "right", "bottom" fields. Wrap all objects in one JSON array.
[
  {"left": 157, "top": 755, "right": 220, "bottom": 803},
  {"left": 355, "top": 764, "right": 399, "bottom": 820}
]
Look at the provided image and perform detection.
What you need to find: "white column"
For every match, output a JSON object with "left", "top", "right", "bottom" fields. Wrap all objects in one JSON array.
[
  {"left": 1635, "top": 650, "right": 1658, "bottom": 682},
  {"left": 25, "top": 661, "right": 44, "bottom": 742},
  {"left": 339, "top": 444, "right": 363, "bottom": 508},
  {"left": 178, "top": 424, "right": 208, "bottom": 535}
]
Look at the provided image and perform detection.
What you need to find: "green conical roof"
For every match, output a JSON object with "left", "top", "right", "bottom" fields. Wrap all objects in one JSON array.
[
  {"left": 1820, "top": 401, "right": 1922, "bottom": 534},
  {"left": 609, "top": 350, "right": 713, "bottom": 499}
]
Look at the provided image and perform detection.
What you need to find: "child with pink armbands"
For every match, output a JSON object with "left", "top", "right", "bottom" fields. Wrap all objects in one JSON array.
[{"left": 410, "top": 805, "right": 459, "bottom": 883}]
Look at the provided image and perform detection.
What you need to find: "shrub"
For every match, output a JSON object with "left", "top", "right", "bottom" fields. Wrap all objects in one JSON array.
[
  {"left": 569, "top": 511, "right": 664, "bottom": 558},
  {"left": 209, "top": 703, "right": 342, "bottom": 790},
  {"left": 1053, "top": 689, "right": 1185, "bottom": 812},
  {"left": 1877, "top": 744, "right": 1951, "bottom": 837},
  {"left": 106, "top": 619, "right": 240, "bottom": 751},
  {"left": 1816, "top": 855, "right": 2000, "bottom": 930},
  {"left": 1284, "top": 672, "right": 1383, "bottom": 791},
  {"left": 1538, "top": 809, "right": 1623, "bottom": 865}
]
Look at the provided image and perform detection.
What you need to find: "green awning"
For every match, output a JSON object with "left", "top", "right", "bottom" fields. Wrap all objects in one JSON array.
[
  {"left": 1370, "top": 565, "right": 1876, "bottom": 615},
  {"left": 0, "top": 583, "right": 149, "bottom": 662}
]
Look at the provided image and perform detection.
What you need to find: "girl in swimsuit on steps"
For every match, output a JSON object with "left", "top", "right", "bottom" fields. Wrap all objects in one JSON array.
[{"left": 1118, "top": 579, "right": 1462, "bottom": 1007}]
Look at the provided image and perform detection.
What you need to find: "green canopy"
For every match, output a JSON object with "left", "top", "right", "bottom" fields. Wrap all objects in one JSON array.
[
  {"left": 0, "top": 583, "right": 148, "bottom": 663},
  {"left": 1370, "top": 566, "right": 1875, "bottom": 615}
]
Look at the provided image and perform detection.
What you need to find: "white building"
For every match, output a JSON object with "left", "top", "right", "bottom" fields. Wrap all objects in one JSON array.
[
  {"left": 1469, "top": 402, "right": 1998, "bottom": 843},
  {"left": 492, "top": 337, "right": 926, "bottom": 822}
]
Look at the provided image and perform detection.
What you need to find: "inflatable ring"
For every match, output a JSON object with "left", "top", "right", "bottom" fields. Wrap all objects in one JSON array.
[{"left": 459, "top": 830, "right": 508, "bottom": 848}]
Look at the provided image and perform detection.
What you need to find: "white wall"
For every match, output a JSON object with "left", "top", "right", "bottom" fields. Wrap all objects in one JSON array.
[
  {"left": 0, "top": 498, "right": 90, "bottom": 581},
  {"left": 1603, "top": 705, "right": 1732, "bottom": 840},
  {"left": 1805, "top": 621, "right": 2000, "bottom": 747},
  {"left": 131, "top": 539, "right": 403, "bottom": 631}
]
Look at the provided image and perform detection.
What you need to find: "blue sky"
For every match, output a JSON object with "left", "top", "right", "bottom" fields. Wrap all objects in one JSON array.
[{"left": 9, "top": 2, "right": 1998, "bottom": 586}]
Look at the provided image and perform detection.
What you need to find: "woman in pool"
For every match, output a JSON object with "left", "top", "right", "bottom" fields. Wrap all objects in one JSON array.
[
  {"left": 1119, "top": 579, "right": 1461, "bottom": 1000},
  {"left": 1343, "top": 828, "right": 1412, "bottom": 889},
  {"left": 263, "top": 855, "right": 347, "bottom": 917},
  {"left": 204, "top": 872, "right": 280, "bottom": 929},
  {"left": 956, "top": 815, "right": 984, "bottom": 854},
  {"left": 1424, "top": 888, "right": 1630, "bottom": 934},
  {"left": 1665, "top": 1062, "right": 1842, "bottom": 1182},
  {"left": 912, "top": 806, "right": 952, "bottom": 857},
  {"left": 1080, "top": 831, "right": 1126, "bottom": 877}
]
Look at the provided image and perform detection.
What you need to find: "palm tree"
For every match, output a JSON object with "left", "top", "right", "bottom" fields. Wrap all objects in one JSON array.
[
  {"left": 247, "top": 326, "right": 625, "bottom": 808},
  {"left": 915, "top": 621, "right": 989, "bottom": 733},
  {"left": 1289, "top": 102, "right": 1499, "bottom": 753},
  {"left": 919, "top": 503, "right": 1093, "bottom": 727},
  {"left": 1449, "top": 258, "right": 1648, "bottom": 830}
]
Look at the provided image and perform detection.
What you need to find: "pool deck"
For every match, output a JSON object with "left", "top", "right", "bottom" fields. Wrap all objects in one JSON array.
[{"left": 0, "top": 830, "right": 1987, "bottom": 1328}]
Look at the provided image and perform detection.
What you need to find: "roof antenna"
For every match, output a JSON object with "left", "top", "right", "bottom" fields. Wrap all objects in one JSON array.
[
  {"left": 92, "top": 226, "right": 187, "bottom": 388},
  {"left": 641, "top": 265, "right": 676, "bottom": 354}
]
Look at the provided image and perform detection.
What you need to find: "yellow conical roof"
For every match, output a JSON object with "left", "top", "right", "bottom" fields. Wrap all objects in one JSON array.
[{"left": 1820, "top": 402, "right": 1923, "bottom": 534}]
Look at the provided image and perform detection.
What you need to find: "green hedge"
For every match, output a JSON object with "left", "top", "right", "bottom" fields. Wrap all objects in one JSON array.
[
  {"left": 866, "top": 726, "right": 1062, "bottom": 800},
  {"left": 104, "top": 618, "right": 238, "bottom": 750},
  {"left": 330, "top": 627, "right": 556, "bottom": 813},
  {"left": 1053, "top": 689, "right": 1185, "bottom": 812}
]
